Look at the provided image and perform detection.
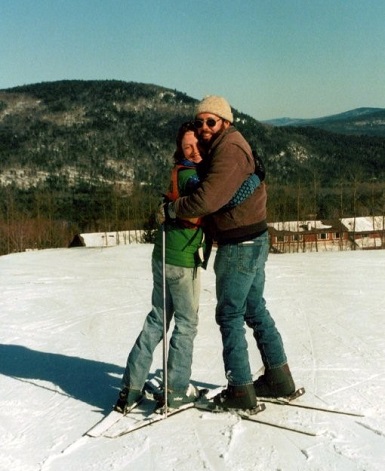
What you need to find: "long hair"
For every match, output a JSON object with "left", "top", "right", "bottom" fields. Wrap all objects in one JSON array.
[{"left": 172, "top": 121, "right": 197, "bottom": 163}]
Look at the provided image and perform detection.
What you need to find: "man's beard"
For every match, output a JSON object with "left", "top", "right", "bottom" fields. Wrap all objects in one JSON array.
[{"left": 199, "top": 122, "right": 227, "bottom": 148}]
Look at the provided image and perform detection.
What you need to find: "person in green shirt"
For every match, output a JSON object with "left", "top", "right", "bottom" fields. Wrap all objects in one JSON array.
[{"left": 115, "top": 122, "right": 207, "bottom": 412}]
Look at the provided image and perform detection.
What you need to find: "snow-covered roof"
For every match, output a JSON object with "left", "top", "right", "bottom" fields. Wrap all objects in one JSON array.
[
  {"left": 267, "top": 220, "right": 332, "bottom": 232},
  {"left": 268, "top": 216, "right": 385, "bottom": 234},
  {"left": 69, "top": 230, "right": 145, "bottom": 247},
  {"left": 341, "top": 216, "right": 385, "bottom": 232}
]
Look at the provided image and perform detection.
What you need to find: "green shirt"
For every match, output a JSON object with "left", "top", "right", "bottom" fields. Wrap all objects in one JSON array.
[{"left": 152, "top": 167, "right": 205, "bottom": 268}]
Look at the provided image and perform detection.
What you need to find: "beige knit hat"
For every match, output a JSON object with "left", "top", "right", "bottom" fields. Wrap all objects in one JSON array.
[{"left": 195, "top": 95, "right": 234, "bottom": 123}]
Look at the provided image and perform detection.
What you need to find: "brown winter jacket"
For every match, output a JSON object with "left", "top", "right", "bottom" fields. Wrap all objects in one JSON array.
[{"left": 173, "top": 127, "right": 268, "bottom": 244}]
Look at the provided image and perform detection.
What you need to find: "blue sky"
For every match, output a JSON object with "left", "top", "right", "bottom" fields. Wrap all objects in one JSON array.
[{"left": 1, "top": 0, "right": 384, "bottom": 120}]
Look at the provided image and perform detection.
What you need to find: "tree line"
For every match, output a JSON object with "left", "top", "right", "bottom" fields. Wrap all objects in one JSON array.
[{"left": 1, "top": 174, "right": 384, "bottom": 255}]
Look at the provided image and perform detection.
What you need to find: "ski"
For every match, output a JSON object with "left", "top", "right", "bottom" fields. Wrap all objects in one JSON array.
[
  {"left": 236, "top": 409, "right": 318, "bottom": 436},
  {"left": 102, "top": 382, "right": 213, "bottom": 439},
  {"left": 86, "top": 376, "right": 172, "bottom": 438},
  {"left": 103, "top": 400, "right": 196, "bottom": 438},
  {"left": 194, "top": 397, "right": 266, "bottom": 415},
  {"left": 195, "top": 396, "right": 317, "bottom": 436},
  {"left": 85, "top": 397, "right": 143, "bottom": 438},
  {"left": 257, "top": 387, "right": 364, "bottom": 417},
  {"left": 90, "top": 384, "right": 362, "bottom": 439},
  {"left": 49, "top": 396, "right": 145, "bottom": 457}
]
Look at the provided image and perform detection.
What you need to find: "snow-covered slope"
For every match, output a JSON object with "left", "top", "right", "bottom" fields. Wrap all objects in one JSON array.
[{"left": 0, "top": 245, "right": 384, "bottom": 471}]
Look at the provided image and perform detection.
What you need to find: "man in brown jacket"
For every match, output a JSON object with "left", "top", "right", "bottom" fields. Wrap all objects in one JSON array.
[{"left": 167, "top": 96, "right": 296, "bottom": 410}]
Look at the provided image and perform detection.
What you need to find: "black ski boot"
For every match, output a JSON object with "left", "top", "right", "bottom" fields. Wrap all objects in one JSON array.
[
  {"left": 253, "top": 364, "right": 295, "bottom": 398},
  {"left": 114, "top": 387, "right": 142, "bottom": 413},
  {"left": 213, "top": 383, "right": 257, "bottom": 410}
]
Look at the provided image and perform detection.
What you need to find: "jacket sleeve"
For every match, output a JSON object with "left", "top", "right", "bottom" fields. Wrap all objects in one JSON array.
[{"left": 174, "top": 140, "right": 254, "bottom": 219}]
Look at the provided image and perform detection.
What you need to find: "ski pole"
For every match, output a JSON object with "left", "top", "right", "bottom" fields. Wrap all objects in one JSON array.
[{"left": 161, "top": 223, "right": 168, "bottom": 416}]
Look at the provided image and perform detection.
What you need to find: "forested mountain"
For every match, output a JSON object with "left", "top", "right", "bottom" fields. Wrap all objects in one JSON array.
[{"left": 1, "top": 80, "right": 385, "bottom": 254}]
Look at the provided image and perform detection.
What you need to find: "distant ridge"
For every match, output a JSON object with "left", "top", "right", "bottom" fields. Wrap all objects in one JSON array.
[{"left": 262, "top": 107, "right": 385, "bottom": 136}]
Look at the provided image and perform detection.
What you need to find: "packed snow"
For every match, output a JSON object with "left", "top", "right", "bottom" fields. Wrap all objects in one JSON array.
[{"left": 0, "top": 244, "right": 384, "bottom": 471}]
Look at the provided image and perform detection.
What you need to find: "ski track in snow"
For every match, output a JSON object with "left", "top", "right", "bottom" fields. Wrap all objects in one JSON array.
[{"left": 0, "top": 246, "right": 385, "bottom": 471}]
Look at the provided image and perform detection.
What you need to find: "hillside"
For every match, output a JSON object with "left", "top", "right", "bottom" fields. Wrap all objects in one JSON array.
[
  {"left": 1, "top": 80, "right": 385, "bottom": 254},
  {"left": 0, "top": 80, "right": 198, "bottom": 191}
]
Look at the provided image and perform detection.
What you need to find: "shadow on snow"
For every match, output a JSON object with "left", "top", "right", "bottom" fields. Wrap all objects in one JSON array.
[
  {"left": 0, "top": 343, "right": 124, "bottom": 412},
  {"left": 0, "top": 344, "right": 220, "bottom": 413}
]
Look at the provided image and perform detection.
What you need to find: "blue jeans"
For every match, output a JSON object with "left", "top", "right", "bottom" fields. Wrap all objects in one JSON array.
[
  {"left": 214, "top": 232, "right": 287, "bottom": 385},
  {"left": 122, "top": 257, "right": 200, "bottom": 392}
]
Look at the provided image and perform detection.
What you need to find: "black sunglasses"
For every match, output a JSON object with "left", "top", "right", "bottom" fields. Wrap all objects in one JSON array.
[{"left": 194, "top": 117, "right": 222, "bottom": 129}]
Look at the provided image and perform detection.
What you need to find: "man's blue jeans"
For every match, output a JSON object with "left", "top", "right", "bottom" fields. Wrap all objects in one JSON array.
[
  {"left": 214, "top": 232, "right": 287, "bottom": 385},
  {"left": 122, "top": 257, "right": 200, "bottom": 392}
]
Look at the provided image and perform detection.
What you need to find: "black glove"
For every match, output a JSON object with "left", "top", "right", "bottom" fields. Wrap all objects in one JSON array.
[{"left": 253, "top": 151, "right": 266, "bottom": 182}]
